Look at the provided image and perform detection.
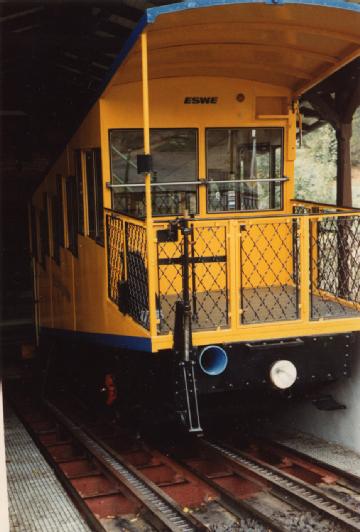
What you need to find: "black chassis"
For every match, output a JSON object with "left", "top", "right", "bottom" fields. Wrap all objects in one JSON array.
[{"left": 192, "top": 332, "right": 357, "bottom": 396}]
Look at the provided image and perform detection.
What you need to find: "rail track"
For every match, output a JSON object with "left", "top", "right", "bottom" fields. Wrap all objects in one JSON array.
[
  {"left": 202, "top": 439, "right": 360, "bottom": 531},
  {"left": 251, "top": 436, "right": 360, "bottom": 493},
  {"left": 9, "top": 385, "right": 360, "bottom": 532},
  {"left": 75, "top": 408, "right": 360, "bottom": 531},
  {"left": 10, "top": 396, "right": 210, "bottom": 532}
]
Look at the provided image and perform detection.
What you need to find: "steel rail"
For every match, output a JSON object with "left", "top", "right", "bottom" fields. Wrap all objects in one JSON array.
[
  {"left": 204, "top": 440, "right": 360, "bottom": 531},
  {"left": 11, "top": 403, "right": 107, "bottom": 532},
  {"left": 51, "top": 395, "right": 279, "bottom": 531},
  {"left": 256, "top": 437, "right": 360, "bottom": 494},
  {"left": 49, "top": 392, "right": 279, "bottom": 531},
  {"left": 169, "top": 450, "right": 289, "bottom": 532},
  {"left": 45, "top": 401, "right": 206, "bottom": 532}
]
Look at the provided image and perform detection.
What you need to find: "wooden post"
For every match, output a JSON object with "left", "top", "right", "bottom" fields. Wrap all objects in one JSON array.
[
  {"left": 305, "top": 62, "right": 359, "bottom": 302},
  {"left": 336, "top": 122, "right": 352, "bottom": 207}
]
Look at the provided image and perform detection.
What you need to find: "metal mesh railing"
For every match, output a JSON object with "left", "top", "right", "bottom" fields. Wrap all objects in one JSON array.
[
  {"left": 106, "top": 214, "right": 149, "bottom": 329},
  {"left": 157, "top": 224, "right": 228, "bottom": 333},
  {"left": 106, "top": 209, "right": 360, "bottom": 337},
  {"left": 191, "top": 225, "right": 228, "bottom": 329},
  {"left": 240, "top": 220, "right": 300, "bottom": 324},
  {"left": 106, "top": 214, "right": 125, "bottom": 305},
  {"left": 310, "top": 216, "right": 360, "bottom": 319},
  {"left": 157, "top": 233, "right": 183, "bottom": 333},
  {"left": 125, "top": 222, "right": 149, "bottom": 328}
]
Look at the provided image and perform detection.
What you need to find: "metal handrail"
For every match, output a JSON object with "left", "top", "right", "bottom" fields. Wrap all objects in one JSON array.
[
  {"left": 106, "top": 177, "right": 288, "bottom": 188},
  {"left": 205, "top": 177, "right": 288, "bottom": 184},
  {"left": 291, "top": 198, "right": 358, "bottom": 212},
  {"left": 106, "top": 181, "right": 202, "bottom": 188},
  {"left": 153, "top": 210, "right": 360, "bottom": 224}
]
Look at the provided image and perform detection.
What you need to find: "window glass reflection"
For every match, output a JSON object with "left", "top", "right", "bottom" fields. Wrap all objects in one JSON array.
[
  {"left": 110, "top": 129, "right": 198, "bottom": 217},
  {"left": 206, "top": 128, "right": 283, "bottom": 212}
]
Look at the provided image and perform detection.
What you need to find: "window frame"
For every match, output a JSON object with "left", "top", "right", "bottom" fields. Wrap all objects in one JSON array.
[
  {"left": 205, "top": 126, "right": 285, "bottom": 214},
  {"left": 39, "top": 193, "right": 49, "bottom": 270},
  {"left": 108, "top": 127, "right": 199, "bottom": 218},
  {"left": 66, "top": 174, "right": 78, "bottom": 257},
  {"left": 74, "top": 150, "right": 85, "bottom": 236},
  {"left": 84, "top": 148, "right": 104, "bottom": 245},
  {"left": 30, "top": 204, "right": 38, "bottom": 262},
  {"left": 56, "top": 175, "right": 65, "bottom": 247},
  {"left": 51, "top": 195, "right": 61, "bottom": 265}
]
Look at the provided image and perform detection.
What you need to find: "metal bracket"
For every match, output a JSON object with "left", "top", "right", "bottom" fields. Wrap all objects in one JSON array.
[
  {"left": 171, "top": 218, "right": 203, "bottom": 434},
  {"left": 157, "top": 222, "right": 178, "bottom": 242},
  {"left": 136, "top": 154, "right": 153, "bottom": 174},
  {"left": 175, "top": 359, "right": 202, "bottom": 434}
]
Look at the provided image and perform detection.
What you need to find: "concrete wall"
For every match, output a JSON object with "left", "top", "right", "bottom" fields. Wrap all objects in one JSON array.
[{"left": 278, "top": 340, "right": 360, "bottom": 453}]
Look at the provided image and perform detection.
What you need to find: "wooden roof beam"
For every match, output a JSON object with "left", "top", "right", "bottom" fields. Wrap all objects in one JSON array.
[
  {"left": 293, "top": 46, "right": 360, "bottom": 98},
  {"left": 301, "top": 120, "right": 326, "bottom": 134},
  {"left": 306, "top": 94, "right": 340, "bottom": 129},
  {"left": 0, "top": 6, "right": 44, "bottom": 23}
]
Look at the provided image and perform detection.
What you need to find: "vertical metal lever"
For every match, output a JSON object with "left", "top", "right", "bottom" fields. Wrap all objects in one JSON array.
[{"left": 173, "top": 215, "right": 202, "bottom": 433}]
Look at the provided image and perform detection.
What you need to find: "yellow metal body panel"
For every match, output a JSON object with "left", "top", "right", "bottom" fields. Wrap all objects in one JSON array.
[
  {"left": 32, "top": 102, "right": 150, "bottom": 342},
  {"left": 101, "top": 76, "right": 292, "bottom": 215},
  {"left": 30, "top": 4, "right": 360, "bottom": 352}
]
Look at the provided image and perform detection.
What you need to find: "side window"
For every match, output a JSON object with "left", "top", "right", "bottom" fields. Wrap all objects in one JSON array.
[
  {"left": 39, "top": 193, "right": 49, "bottom": 269},
  {"left": 43, "top": 192, "right": 49, "bottom": 256},
  {"left": 30, "top": 205, "right": 38, "bottom": 261},
  {"left": 94, "top": 148, "right": 104, "bottom": 244},
  {"left": 66, "top": 175, "right": 78, "bottom": 257},
  {"left": 85, "top": 151, "right": 96, "bottom": 239},
  {"left": 85, "top": 148, "right": 104, "bottom": 244},
  {"left": 56, "top": 175, "right": 64, "bottom": 247},
  {"left": 74, "top": 150, "right": 84, "bottom": 234},
  {"left": 52, "top": 196, "right": 60, "bottom": 265}
]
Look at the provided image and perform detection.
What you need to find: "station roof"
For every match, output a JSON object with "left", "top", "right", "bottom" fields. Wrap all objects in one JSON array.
[{"left": 107, "top": 0, "right": 360, "bottom": 97}]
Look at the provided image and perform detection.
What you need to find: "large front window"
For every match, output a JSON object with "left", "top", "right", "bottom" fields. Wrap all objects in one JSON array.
[
  {"left": 109, "top": 128, "right": 198, "bottom": 217},
  {"left": 206, "top": 128, "right": 283, "bottom": 212}
]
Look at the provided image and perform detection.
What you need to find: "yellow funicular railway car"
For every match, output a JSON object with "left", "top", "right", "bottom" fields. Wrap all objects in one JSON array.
[{"left": 30, "top": 0, "right": 360, "bottom": 432}]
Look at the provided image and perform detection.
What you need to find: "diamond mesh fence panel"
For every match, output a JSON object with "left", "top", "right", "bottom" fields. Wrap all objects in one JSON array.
[
  {"left": 157, "top": 224, "right": 228, "bottom": 333},
  {"left": 240, "top": 220, "right": 300, "bottom": 324},
  {"left": 310, "top": 216, "right": 360, "bottom": 319},
  {"left": 157, "top": 232, "right": 183, "bottom": 333},
  {"left": 106, "top": 214, "right": 124, "bottom": 305},
  {"left": 125, "top": 222, "right": 149, "bottom": 329},
  {"left": 191, "top": 225, "right": 228, "bottom": 330}
]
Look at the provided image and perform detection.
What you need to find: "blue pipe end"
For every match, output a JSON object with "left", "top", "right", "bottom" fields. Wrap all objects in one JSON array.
[{"left": 199, "top": 345, "right": 228, "bottom": 376}]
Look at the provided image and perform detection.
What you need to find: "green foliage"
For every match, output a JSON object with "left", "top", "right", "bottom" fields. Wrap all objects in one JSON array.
[
  {"left": 295, "top": 106, "right": 360, "bottom": 206},
  {"left": 351, "top": 106, "right": 360, "bottom": 166},
  {"left": 295, "top": 123, "right": 337, "bottom": 204}
]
